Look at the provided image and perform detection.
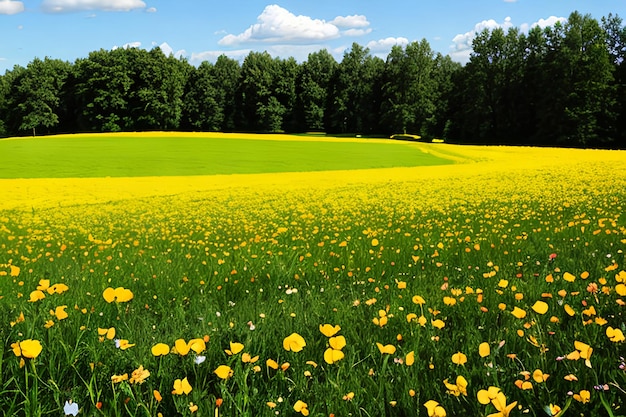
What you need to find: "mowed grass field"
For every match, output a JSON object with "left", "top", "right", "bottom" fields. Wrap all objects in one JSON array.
[
  {"left": 0, "top": 132, "right": 451, "bottom": 178},
  {"left": 1, "top": 133, "right": 625, "bottom": 417}
]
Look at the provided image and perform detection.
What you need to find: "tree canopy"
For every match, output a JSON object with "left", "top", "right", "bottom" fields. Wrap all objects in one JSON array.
[{"left": 1, "top": 11, "right": 624, "bottom": 148}]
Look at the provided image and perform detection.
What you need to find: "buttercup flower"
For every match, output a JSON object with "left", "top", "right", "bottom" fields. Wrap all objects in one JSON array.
[
  {"left": 319, "top": 324, "right": 341, "bottom": 337},
  {"left": 283, "top": 333, "right": 306, "bottom": 352},
  {"left": 451, "top": 352, "right": 467, "bottom": 365},
  {"left": 172, "top": 377, "right": 192, "bottom": 395},
  {"left": 376, "top": 342, "right": 396, "bottom": 355},
  {"left": 293, "top": 400, "right": 309, "bottom": 416},
  {"left": 214, "top": 365, "right": 233, "bottom": 380},
  {"left": 424, "top": 400, "right": 446, "bottom": 417},
  {"left": 102, "top": 287, "right": 133, "bottom": 303},
  {"left": 12, "top": 339, "right": 43, "bottom": 359},
  {"left": 151, "top": 343, "right": 170, "bottom": 356}
]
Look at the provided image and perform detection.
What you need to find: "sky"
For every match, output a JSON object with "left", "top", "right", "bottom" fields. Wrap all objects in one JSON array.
[{"left": 1, "top": 0, "right": 624, "bottom": 73}]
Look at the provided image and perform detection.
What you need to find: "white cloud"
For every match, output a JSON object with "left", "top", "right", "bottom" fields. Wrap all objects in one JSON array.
[
  {"left": 365, "top": 37, "right": 410, "bottom": 59},
  {"left": 449, "top": 16, "right": 514, "bottom": 63},
  {"left": 42, "top": 0, "right": 146, "bottom": 13},
  {"left": 449, "top": 15, "right": 568, "bottom": 64},
  {"left": 112, "top": 41, "right": 141, "bottom": 49},
  {"left": 0, "top": 0, "right": 24, "bottom": 15},
  {"left": 190, "top": 49, "right": 252, "bottom": 65},
  {"left": 366, "top": 37, "right": 409, "bottom": 53},
  {"left": 330, "top": 14, "right": 369, "bottom": 28},
  {"left": 146, "top": 6, "right": 156, "bottom": 13},
  {"left": 531, "top": 16, "right": 567, "bottom": 29},
  {"left": 156, "top": 42, "right": 186, "bottom": 59},
  {"left": 219, "top": 5, "right": 340, "bottom": 46},
  {"left": 218, "top": 5, "right": 372, "bottom": 46},
  {"left": 342, "top": 28, "right": 372, "bottom": 37}
]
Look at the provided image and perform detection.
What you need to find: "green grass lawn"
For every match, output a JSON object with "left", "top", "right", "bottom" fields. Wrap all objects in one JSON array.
[{"left": 0, "top": 134, "right": 452, "bottom": 178}]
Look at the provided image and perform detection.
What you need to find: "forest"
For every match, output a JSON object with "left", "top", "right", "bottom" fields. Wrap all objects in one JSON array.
[{"left": 1, "top": 11, "right": 625, "bottom": 148}]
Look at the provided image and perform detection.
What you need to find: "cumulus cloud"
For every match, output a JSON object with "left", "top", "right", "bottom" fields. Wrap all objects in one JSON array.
[
  {"left": 0, "top": 0, "right": 24, "bottom": 15},
  {"left": 366, "top": 37, "right": 409, "bottom": 53},
  {"left": 449, "top": 15, "right": 568, "bottom": 64},
  {"left": 112, "top": 41, "right": 141, "bottom": 49},
  {"left": 42, "top": 0, "right": 146, "bottom": 13},
  {"left": 532, "top": 15, "right": 567, "bottom": 29},
  {"left": 219, "top": 5, "right": 340, "bottom": 45},
  {"left": 449, "top": 16, "right": 514, "bottom": 63},
  {"left": 156, "top": 42, "right": 186, "bottom": 58},
  {"left": 218, "top": 5, "right": 371, "bottom": 46},
  {"left": 330, "top": 14, "right": 369, "bottom": 28},
  {"left": 190, "top": 49, "right": 252, "bottom": 65}
]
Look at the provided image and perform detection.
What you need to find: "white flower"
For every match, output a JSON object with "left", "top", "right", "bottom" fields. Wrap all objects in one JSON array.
[
  {"left": 64, "top": 400, "right": 79, "bottom": 416},
  {"left": 194, "top": 355, "right": 206, "bottom": 365}
]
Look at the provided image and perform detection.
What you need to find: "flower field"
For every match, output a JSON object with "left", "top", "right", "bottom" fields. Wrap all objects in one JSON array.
[{"left": 1, "top": 137, "right": 625, "bottom": 416}]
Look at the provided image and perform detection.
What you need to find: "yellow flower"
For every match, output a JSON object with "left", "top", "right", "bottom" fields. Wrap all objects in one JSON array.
[
  {"left": 431, "top": 319, "right": 445, "bottom": 329},
  {"left": 451, "top": 352, "right": 467, "bottom": 365},
  {"left": 214, "top": 365, "right": 233, "bottom": 380},
  {"left": 319, "top": 324, "right": 341, "bottom": 337},
  {"left": 293, "top": 400, "right": 309, "bottom": 416},
  {"left": 283, "top": 333, "right": 306, "bottom": 352},
  {"left": 153, "top": 390, "right": 162, "bottom": 402},
  {"left": 226, "top": 341, "right": 244, "bottom": 355},
  {"left": 172, "top": 377, "right": 192, "bottom": 395},
  {"left": 28, "top": 290, "right": 46, "bottom": 302},
  {"left": 266, "top": 359, "right": 279, "bottom": 369},
  {"left": 573, "top": 340, "right": 593, "bottom": 368},
  {"left": 241, "top": 352, "right": 259, "bottom": 363},
  {"left": 606, "top": 326, "right": 625, "bottom": 342},
  {"left": 129, "top": 365, "right": 150, "bottom": 384},
  {"left": 9, "top": 264, "right": 20, "bottom": 277},
  {"left": 188, "top": 338, "right": 206, "bottom": 354},
  {"left": 98, "top": 327, "right": 116, "bottom": 341},
  {"left": 478, "top": 342, "right": 490, "bottom": 358},
  {"left": 329, "top": 335, "right": 346, "bottom": 350},
  {"left": 412, "top": 295, "right": 426, "bottom": 305},
  {"left": 532, "top": 369, "right": 548, "bottom": 383},
  {"left": 573, "top": 390, "right": 590, "bottom": 403},
  {"left": 444, "top": 375, "right": 468, "bottom": 396},
  {"left": 564, "top": 304, "right": 576, "bottom": 316},
  {"left": 563, "top": 272, "right": 576, "bottom": 282},
  {"left": 174, "top": 338, "right": 191, "bottom": 356},
  {"left": 424, "top": 400, "right": 446, "bottom": 417},
  {"left": 116, "top": 339, "right": 135, "bottom": 350},
  {"left": 531, "top": 301, "right": 549, "bottom": 315},
  {"left": 102, "top": 287, "right": 134, "bottom": 303},
  {"left": 324, "top": 348, "right": 345, "bottom": 364},
  {"left": 151, "top": 343, "right": 170, "bottom": 356},
  {"left": 188, "top": 402, "right": 198, "bottom": 413},
  {"left": 511, "top": 307, "right": 527, "bottom": 319},
  {"left": 111, "top": 373, "right": 128, "bottom": 383},
  {"left": 13, "top": 339, "right": 43, "bottom": 359},
  {"left": 50, "top": 305, "right": 68, "bottom": 320},
  {"left": 405, "top": 351, "right": 415, "bottom": 366},
  {"left": 376, "top": 342, "right": 396, "bottom": 355},
  {"left": 477, "top": 386, "right": 517, "bottom": 417},
  {"left": 48, "top": 283, "right": 69, "bottom": 294}
]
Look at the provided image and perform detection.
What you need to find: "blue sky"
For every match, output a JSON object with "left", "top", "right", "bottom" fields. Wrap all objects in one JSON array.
[{"left": 1, "top": 0, "right": 624, "bottom": 72}]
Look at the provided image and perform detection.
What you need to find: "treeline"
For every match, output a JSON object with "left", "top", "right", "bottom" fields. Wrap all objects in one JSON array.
[{"left": 1, "top": 11, "right": 624, "bottom": 148}]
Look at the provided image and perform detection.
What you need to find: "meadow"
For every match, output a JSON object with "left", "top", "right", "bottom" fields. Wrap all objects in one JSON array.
[{"left": 0, "top": 133, "right": 625, "bottom": 417}]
